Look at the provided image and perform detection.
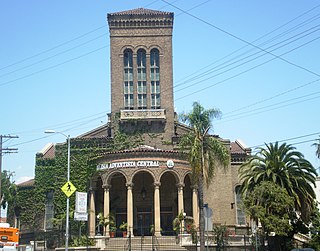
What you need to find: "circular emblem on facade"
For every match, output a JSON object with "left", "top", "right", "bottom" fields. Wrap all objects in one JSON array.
[{"left": 166, "top": 159, "right": 174, "bottom": 169}]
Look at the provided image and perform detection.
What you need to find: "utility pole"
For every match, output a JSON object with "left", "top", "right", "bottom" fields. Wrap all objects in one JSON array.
[{"left": 0, "top": 135, "right": 18, "bottom": 222}]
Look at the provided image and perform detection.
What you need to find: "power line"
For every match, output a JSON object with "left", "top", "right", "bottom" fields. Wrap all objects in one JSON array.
[
  {"left": 218, "top": 93, "right": 320, "bottom": 125},
  {"left": 0, "top": 0, "right": 211, "bottom": 89},
  {"left": 174, "top": 24, "right": 320, "bottom": 93},
  {"left": 162, "top": 0, "right": 320, "bottom": 79},
  {"left": 9, "top": 114, "right": 106, "bottom": 147},
  {"left": 0, "top": 0, "right": 181, "bottom": 74},
  {"left": 0, "top": 33, "right": 108, "bottom": 79},
  {"left": 0, "top": 45, "right": 108, "bottom": 87},
  {"left": 0, "top": 25, "right": 107, "bottom": 72},
  {"left": 173, "top": 6, "right": 320, "bottom": 85},
  {"left": 250, "top": 139, "right": 319, "bottom": 153},
  {"left": 249, "top": 131, "right": 320, "bottom": 149},
  {"left": 221, "top": 89, "right": 320, "bottom": 120},
  {"left": 175, "top": 34, "right": 320, "bottom": 101},
  {"left": 10, "top": 111, "right": 108, "bottom": 135},
  {"left": 223, "top": 79, "right": 320, "bottom": 116}
]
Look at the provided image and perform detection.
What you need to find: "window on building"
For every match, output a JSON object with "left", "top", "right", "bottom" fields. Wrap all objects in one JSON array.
[
  {"left": 45, "top": 190, "right": 54, "bottom": 230},
  {"left": 235, "top": 186, "right": 246, "bottom": 225},
  {"left": 137, "top": 49, "right": 147, "bottom": 109},
  {"left": 150, "top": 48, "right": 160, "bottom": 109},
  {"left": 124, "top": 49, "right": 134, "bottom": 109}
]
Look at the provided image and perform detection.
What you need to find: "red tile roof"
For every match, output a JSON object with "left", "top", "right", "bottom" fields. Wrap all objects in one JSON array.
[
  {"left": 102, "top": 145, "right": 180, "bottom": 156},
  {"left": 17, "top": 179, "right": 35, "bottom": 188},
  {"left": 108, "top": 8, "right": 173, "bottom": 17}
]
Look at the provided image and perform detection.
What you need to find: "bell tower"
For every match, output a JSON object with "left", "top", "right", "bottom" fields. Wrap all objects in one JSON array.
[{"left": 107, "top": 8, "right": 175, "bottom": 147}]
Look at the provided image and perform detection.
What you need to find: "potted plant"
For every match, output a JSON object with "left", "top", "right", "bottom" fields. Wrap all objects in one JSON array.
[
  {"left": 98, "top": 212, "right": 116, "bottom": 237},
  {"left": 107, "top": 213, "right": 116, "bottom": 238},
  {"left": 173, "top": 211, "right": 184, "bottom": 235},
  {"left": 119, "top": 222, "right": 128, "bottom": 237},
  {"left": 109, "top": 225, "right": 117, "bottom": 238},
  {"left": 150, "top": 224, "right": 155, "bottom": 236}
]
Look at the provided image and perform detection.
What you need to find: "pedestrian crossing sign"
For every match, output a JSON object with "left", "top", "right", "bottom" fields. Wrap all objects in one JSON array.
[{"left": 61, "top": 181, "right": 76, "bottom": 197}]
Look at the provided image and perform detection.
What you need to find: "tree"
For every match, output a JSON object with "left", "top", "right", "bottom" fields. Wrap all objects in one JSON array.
[
  {"left": 243, "top": 181, "right": 294, "bottom": 250},
  {"left": 308, "top": 207, "right": 320, "bottom": 250},
  {"left": 313, "top": 136, "right": 320, "bottom": 176},
  {"left": 1, "top": 170, "right": 16, "bottom": 209},
  {"left": 179, "top": 102, "right": 230, "bottom": 251},
  {"left": 239, "top": 142, "right": 317, "bottom": 223},
  {"left": 313, "top": 136, "right": 320, "bottom": 159}
]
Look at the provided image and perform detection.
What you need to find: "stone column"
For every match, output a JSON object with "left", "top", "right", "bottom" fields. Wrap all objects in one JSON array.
[
  {"left": 177, "top": 183, "right": 185, "bottom": 234},
  {"left": 89, "top": 188, "right": 96, "bottom": 236},
  {"left": 177, "top": 183, "right": 184, "bottom": 215},
  {"left": 154, "top": 182, "right": 161, "bottom": 236},
  {"left": 103, "top": 185, "right": 110, "bottom": 236},
  {"left": 127, "top": 183, "right": 134, "bottom": 235},
  {"left": 192, "top": 186, "right": 199, "bottom": 228}
]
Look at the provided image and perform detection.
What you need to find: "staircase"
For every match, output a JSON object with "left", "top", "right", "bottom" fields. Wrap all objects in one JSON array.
[{"left": 103, "top": 236, "right": 188, "bottom": 251}]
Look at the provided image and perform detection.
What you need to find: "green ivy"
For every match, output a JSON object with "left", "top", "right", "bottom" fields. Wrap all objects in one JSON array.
[{"left": 10, "top": 131, "right": 143, "bottom": 236}]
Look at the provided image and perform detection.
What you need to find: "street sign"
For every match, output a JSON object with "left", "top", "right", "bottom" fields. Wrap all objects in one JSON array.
[
  {"left": 61, "top": 181, "right": 76, "bottom": 197},
  {"left": 74, "top": 212, "right": 88, "bottom": 221},
  {"left": 204, "top": 204, "right": 213, "bottom": 218},
  {"left": 75, "top": 192, "right": 87, "bottom": 213}
]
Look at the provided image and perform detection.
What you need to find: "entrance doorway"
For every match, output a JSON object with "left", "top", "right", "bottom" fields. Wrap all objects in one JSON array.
[
  {"left": 136, "top": 208, "right": 152, "bottom": 236},
  {"left": 161, "top": 207, "right": 174, "bottom": 235}
]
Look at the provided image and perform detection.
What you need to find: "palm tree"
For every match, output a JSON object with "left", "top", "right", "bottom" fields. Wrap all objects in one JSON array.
[
  {"left": 313, "top": 136, "right": 320, "bottom": 159},
  {"left": 179, "top": 102, "right": 230, "bottom": 251},
  {"left": 313, "top": 136, "right": 320, "bottom": 175},
  {"left": 239, "top": 142, "right": 317, "bottom": 222}
]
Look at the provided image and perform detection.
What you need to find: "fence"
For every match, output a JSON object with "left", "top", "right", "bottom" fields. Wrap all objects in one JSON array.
[
  {"left": 19, "top": 228, "right": 264, "bottom": 251},
  {"left": 101, "top": 230, "right": 260, "bottom": 251}
]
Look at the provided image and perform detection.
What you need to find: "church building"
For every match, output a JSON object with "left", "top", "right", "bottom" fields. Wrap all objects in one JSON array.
[
  {"left": 13, "top": 8, "right": 250, "bottom": 244},
  {"left": 81, "top": 8, "right": 250, "bottom": 237}
]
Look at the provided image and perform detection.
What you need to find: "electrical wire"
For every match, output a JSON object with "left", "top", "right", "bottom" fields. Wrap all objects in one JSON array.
[
  {"left": 0, "top": 0, "right": 177, "bottom": 72},
  {"left": 161, "top": 0, "right": 320, "bottom": 78},
  {"left": 0, "top": 45, "right": 108, "bottom": 87},
  {"left": 0, "top": 25, "right": 107, "bottom": 72},
  {"left": 0, "top": 33, "right": 108, "bottom": 79},
  {"left": 175, "top": 35, "right": 320, "bottom": 101},
  {"left": 3, "top": 1, "right": 320, "bottom": 155},
  {"left": 174, "top": 23, "right": 320, "bottom": 93}
]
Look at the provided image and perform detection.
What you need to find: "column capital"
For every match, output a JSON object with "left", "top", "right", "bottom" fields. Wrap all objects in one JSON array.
[
  {"left": 176, "top": 183, "right": 185, "bottom": 189},
  {"left": 103, "top": 184, "right": 111, "bottom": 190},
  {"left": 88, "top": 187, "right": 96, "bottom": 193},
  {"left": 153, "top": 182, "right": 161, "bottom": 188},
  {"left": 191, "top": 185, "right": 198, "bottom": 191},
  {"left": 126, "top": 182, "right": 134, "bottom": 189}
]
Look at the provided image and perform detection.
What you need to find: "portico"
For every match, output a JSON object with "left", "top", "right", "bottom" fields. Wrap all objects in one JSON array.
[{"left": 88, "top": 148, "right": 198, "bottom": 237}]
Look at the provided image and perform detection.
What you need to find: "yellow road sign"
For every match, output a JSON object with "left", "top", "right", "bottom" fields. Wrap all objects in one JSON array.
[{"left": 61, "top": 181, "right": 76, "bottom": 197}]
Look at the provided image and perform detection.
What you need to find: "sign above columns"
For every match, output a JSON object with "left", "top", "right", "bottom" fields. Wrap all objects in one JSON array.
[{"left": 97, "top": 160, "right": 159, "bottom": 170}]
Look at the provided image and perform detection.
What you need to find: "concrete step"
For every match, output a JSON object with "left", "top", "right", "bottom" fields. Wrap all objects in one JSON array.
[{"left": 102, "top": 236, "right": 188, "bottom": 251}]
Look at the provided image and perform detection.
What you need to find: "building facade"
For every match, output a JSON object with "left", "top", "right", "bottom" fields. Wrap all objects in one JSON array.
[
  {"left": 83, "top": 8, "right": 250, "bottom": 237},
  {"left": 13, "top": 8, "right": 250, "bottom": 244}
]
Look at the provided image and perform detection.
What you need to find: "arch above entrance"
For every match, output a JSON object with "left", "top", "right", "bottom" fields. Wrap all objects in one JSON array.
[{"left": 101, "top": 169, "right": 129, "bottom": 187}]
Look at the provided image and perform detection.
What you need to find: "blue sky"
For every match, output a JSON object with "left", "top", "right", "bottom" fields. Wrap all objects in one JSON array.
[{"left": 1, "top": 0, "right": 320, "bottom": 184}]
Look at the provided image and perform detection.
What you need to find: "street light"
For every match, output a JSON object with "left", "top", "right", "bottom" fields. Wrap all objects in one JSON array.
[{"left": 45, "top": 130, "right": 70, "bottom": 251}]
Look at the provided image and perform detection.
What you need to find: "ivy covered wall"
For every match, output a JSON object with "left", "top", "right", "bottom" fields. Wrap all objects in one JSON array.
[{"left": 9, "top": 131, "right": 147, "bottom": 240}]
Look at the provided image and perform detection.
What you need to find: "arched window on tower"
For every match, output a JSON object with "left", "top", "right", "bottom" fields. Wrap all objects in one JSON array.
[
  {"left": 150, "top": 48, "right": 160, "bottom": 109},
  {"left": 124, "top": 49, "right": 134, "bottom": 109},
  {"left": 137, "top": 49, "right": 147, "bottom": 109},
  {"left": 235, "top": 186, "right": 246, "bottom": 225}
]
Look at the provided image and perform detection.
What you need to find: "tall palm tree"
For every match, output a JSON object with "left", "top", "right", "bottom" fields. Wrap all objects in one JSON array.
[
  {"left": 313, "top": 136, "right": 320, "bottom": 176},
  {"left": 179, "top": 102, "right": 230, "bottom": 251},
  {"left": 239, "top": 142, "right": 317, "bottom": 222},
  {"left": 313, "top": 136, "right": 320, "bottom": 159}
]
